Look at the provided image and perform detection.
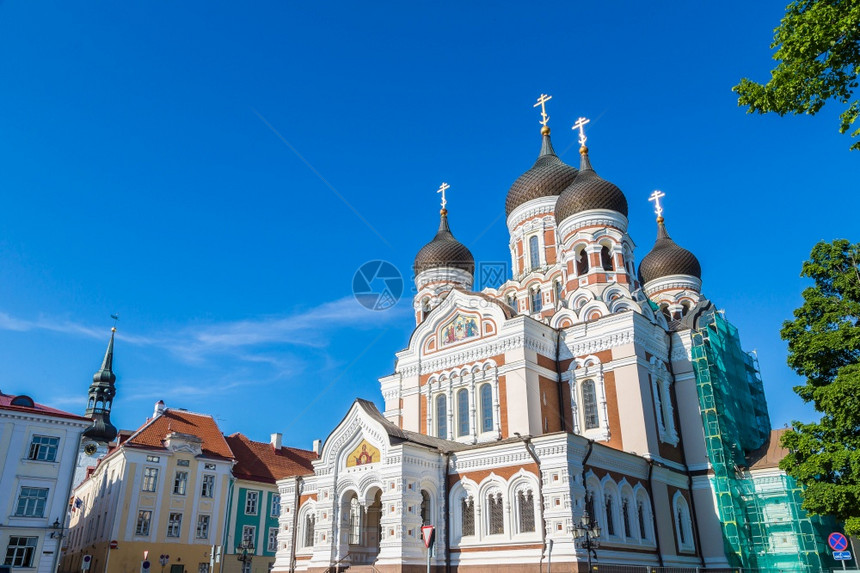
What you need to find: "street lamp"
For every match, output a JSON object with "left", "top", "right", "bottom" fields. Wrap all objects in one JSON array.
[
  {"left": 572, "top": 510, "right": 601, "bottom": 571},
  {"left": 49, "top": 518, "right": 65, "bottom": 573},
  {"left": 237, "top": 532, "right": 255, "bottom": 573}
]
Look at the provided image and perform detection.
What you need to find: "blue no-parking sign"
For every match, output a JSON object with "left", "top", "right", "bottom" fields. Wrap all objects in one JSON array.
[{"left": 829, "top": 532, "right": 849, "bottom": 551}]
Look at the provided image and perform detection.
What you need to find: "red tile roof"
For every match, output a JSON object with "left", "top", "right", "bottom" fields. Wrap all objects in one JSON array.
[
  {"left": 226, "top": 433, "right": 317, "bottom": 484},
  {"left": 0, "top": 392, "right": 89, "bottom": 421},
  {"left": 125, "top": 409, "right": 234, "bottom": 460}
]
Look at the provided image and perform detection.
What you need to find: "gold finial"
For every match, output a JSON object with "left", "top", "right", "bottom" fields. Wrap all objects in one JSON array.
[
  {"left": 572, "top": 116, "right": 590, "bottom": 148},
  {"left": 437, "top": 182, "right": 450, "bottom": 210},
  {"left": 649, "top": 190, "right": 666, "bottom": 220},
  {"left": 541, "top": 125, "right": 550, "bottom": 135},
  {"left": 110, "top": 313, "right": 119, "bottom": 332},
  {"left": 534, "top": 94, "right": 552, "bottom": 129}
]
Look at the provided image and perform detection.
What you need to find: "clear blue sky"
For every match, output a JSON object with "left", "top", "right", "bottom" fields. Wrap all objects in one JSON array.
[{"left": 0, "top": 1, "right": 857, "bottom": 449}]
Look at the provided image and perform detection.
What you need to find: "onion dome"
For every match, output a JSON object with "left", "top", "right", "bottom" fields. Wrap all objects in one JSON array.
[
  {"left": 505, "top": 126, "right": 578, "bottom": 216},
  {"left": 555, "top": 146, "right": 628, "bottom": 225},
  {"left": 638, "top": 218, "right": 702, "bottom": 285},
  {"left": 413, "top": 209, "right": 475, "bottom": 276}
]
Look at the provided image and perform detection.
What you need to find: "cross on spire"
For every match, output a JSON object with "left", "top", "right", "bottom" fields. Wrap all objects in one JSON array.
[
  {"left": 533, "top": 94, "right": 552, "bottom": 127},
  {"left": 572, "top": 117, "right": 590, "bottom": 146},
  {"left": 649, "top": 189, "right": 666, "bottom": 219},
  {"left": 437, "top": 182, "right": 450, "bottom": 210}
]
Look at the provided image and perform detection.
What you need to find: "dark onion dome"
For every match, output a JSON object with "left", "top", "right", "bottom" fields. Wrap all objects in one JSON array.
[
  {"left": 554, "top": 146, "right": 628, "bottom": 225},
  {"left": 413, "top": 209, "right": 475, "bottom": 276},
  {"left": 638, "top": 218, "right": 702, "bottom": 285},
  {"left": 505, "top": 126, "right": 579, "bottom": 216}
]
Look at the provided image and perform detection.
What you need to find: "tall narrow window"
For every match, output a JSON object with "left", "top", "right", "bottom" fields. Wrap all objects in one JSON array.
[
  {"left": 601, "top": 245, "right": 614, "bottom": 271},
  {"left": 201, "top": 474, "right": 215, "bottom": 498},
  {"left": 422, "top": 298, "right": 431, "bottom": 320},
  {"left": 622, "top": 499, "right": 632, "bottom": 537},
  {"left": 196, "top": 515, "right": 210, "bottom": 539},
  {"left": 582, "top": 380, "right": 599, "bottom": 430},
  {"left": 461, "top": 496, "right": 475, "bottom": 536},
  {"left": 435, "top": 394, "right": 447, "bottom": 439},
  {"left": 420, "top": 490, "right": 431, "bottom": 525},
  {"left": 480, "top": 383, "right": 493, "bottom": 433},
  {"left": 531, "top": 288, "right": 542, "bottom": 313},
  {"left": 349, "top": 497, "right": 361, "bottom": 544},
  {"left": 136, "top": 510, "right": 152, "bottom": 536},
  {"left": 677, "top": 506, "right": 686, "bottom": 545},
  {"left": 605, "top": 497, "right": 615, "bottom": 536},
  {"left": 638, "top": 500, "right": 648, "bottom": 540},
  {"left": 554, "top": 280, "right": 563, "bottom": 304},
  {"left": 245, "top": 491, "right": 259, "bottom": 515},
  {"left": 529, "top": 236, "right": 540, "bottom": 269},
  {"left": 457, "top": 389, "right": 469, "bottom": 437},
  {"left": 167, "top": 513, "right": 182, "bottom": 537},
  {"left": 576, "top": 248, "right": 589, "bottom": 276},
  {"left": 518, "top": 490, "right": 535, "bottom": 533},
  {"left": 173, "top": 471, "right": 188, "bottom": 495},
  {"left": 585, "top": 492, "right": 595, "bottom": 523},
  {"left": 304, "top": 514, "right": 315, "bottom": 547},
  {"left": 488, "top": 493, "right": 504, "bottom": 535},
  {"left": 142, "top": 467, "right": 158, "bottom": 492},
  {"left": 268, "top": 527, "right": 279, "bottom": 552}
]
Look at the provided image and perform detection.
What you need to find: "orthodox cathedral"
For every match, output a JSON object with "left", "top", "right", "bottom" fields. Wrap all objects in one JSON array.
[{"left": 269, "top": 101, "right": 835, "bottom": 573}]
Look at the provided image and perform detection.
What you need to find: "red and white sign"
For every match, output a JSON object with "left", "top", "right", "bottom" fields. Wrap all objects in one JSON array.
[
  {"left": 421, "top": 525, "right": 435, "bottom": 549},
  {"left": 109, "top": 540, "right": 118, "bottom": 550}
]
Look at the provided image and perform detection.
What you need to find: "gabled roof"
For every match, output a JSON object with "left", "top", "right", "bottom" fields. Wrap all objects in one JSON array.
[
  {"left": 124, "top": 409, "right": 233, "bottom": 460},
  {"left": 747, "top": 428, "right": 789, "bottom": 470},
  {"left": 355, "top": 399, "right": 470, "bottom": 452},
  {"left": 226, "top": 433, "right": 317, "bottom": 484},
  {"left": 0, "top": 391, "right": 89, "bottom": 422}
]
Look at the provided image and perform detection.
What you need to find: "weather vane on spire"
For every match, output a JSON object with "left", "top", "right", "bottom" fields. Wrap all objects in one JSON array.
[
  {"left": 438, "top": 182, "right": 450, "bottom": 210},
  {"left": 572, "top": 117, "right": 590, "bottom": 147},
  {"left": 110, "top": 313, "right": 119, "bottom": 332},
  {"left": 649, "top": 190, "right": 666, "bottom": 219},
  {"left": 534, "top": 94, "right": 552, "bottom": 127}
]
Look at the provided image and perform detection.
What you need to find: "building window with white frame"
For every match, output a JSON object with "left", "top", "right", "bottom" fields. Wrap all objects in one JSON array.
[
  {"left": 461, "top": 496, "right": 475, "bottom": 537},
  {"left": 456, "top": 388, "right": 469, "bottom": 437},
  {"left": 529, "top": 235, "right": 540, "bottom": 269},
  {"left": 15, "top": 486, "right": 48, "bottom": 517},
  {"left": 245, "top": 491, "right": 259, "bottom": 515},
  {"left": 554, "top": 280, "right": 563, "bottom": 304},
  {"left": 201, "top": 474, "right": 215, "bottom": 498},
  {"left": 605, "top": 496, "right": 616, "bottom": 536},
  {"left": 303, "top": 513, "right": 315, "bottom": 547},
  {"left": 600, "top": 245, "right": 614, "bottom": 271},
  {"left": 4, "top": 536, "right": 37, "bottom": 568},
  {"left": 517, "top": 489, "right": 535, "bottom": 533},
  {"left": 167, "top": 513, "right": 183, "bottom": 537},
  {"left": 267, "top": 527, "right": 279, "bottom": 552},
  {"left": 173, "top": 471, "right": 188, "bottom": 495},
  {"left": 479, "top": 383, "right": 493, "bottom": 433},
  {"left": 637, "top": 498, "right": 650, "bottom": 541},
  {"left": 271, "top": 494, "right": 280, "bottom": 517},
  {"left": 28, "top": 435, "right": 59, "bottom": 461},
  {"left": 420, "top": 490, "right": 431, "bottom": 525},
  {"left": 531, "top": 287, "right": 542, "bottom": 313},
  {"left": 142, "top": 467, "right": 158, "bottom": 492},
  {"left": 622, "top": 498, "right": 632, "bottom": 538},
  {"left": 196, "top": 515, "right": 210, "bottom": 539},
  {"left": 348, "top": 497, "right": 361, "bottom": 545},
  {"left": 435, "top": 394, "right": 447, "bottom": 439},
  {"left": 582, "top": 380, "right": 599, "bottom": 430},
  {"left": 242, "top": 525, "right": 256, "bottom": 548},
  {"left": 673, "top": 493, "right": 694, "bottom": 551},
  {"left": 487, "top": 492, "right": 504, "bottom": 535},
  {"left": 136, "top": 510, "right": 152, "bottom": 536}
]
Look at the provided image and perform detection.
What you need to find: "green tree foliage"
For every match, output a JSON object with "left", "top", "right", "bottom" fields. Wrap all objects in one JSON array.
[
  {"left": 780, "top": 240, "right": 860, "bottom": 534},
  {"left": 734, "top": 0, "right": 860, "bottom": 150}
]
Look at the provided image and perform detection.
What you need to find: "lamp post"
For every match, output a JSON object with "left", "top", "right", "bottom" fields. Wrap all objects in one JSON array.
[
  {"left": 572, "top": 510, "right": 601, "bottom": 571},
  {"left": 49, "top": 518, "right": 65, "bottom": 573},
  {"left": 237, "top": 532, "right": 255, "bottom": 573}
]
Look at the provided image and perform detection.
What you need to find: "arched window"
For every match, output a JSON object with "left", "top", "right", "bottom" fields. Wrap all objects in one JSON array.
[
  {"left": 435, "top": 395, "right": 447, "bottom": 439},
  {"left": 680, "top": 301, "right": 691, "bottom": 317},
  {"left": 585, "top": 491, "right": 595, "bottom": 523},
  {"left": 480, "top": 384, "right": 493, "bottom": 433},
  {"left": 622, "top": 498, "right": 632, "bottom": 538},
  {"left": 420, "top": 490, "right": 431, "bottom": 525},
  {"left": 422, "top": 298, "right": 431, "bottom": 320},
  {"left": 605, "top": 496, "right": 615, "bottom": 536},
  {"left": 461, "top": 496, "right": 475, "bottom": 537},
  {"left": 554, "top": 280, "right": 563, "bottom": 304},
  {"left": 457, "top": 389, "right": 469, "bottom": 437},
  {"left": 517, "top": 490, "right": 535, "bottom": 533},
  {"left": 531, "top": 288, "right": 542, "bottom": 313},
  {"left": 488, "top": 492, "right": 504, "bottom": 535},
  {"left": 673, "top": 493, "right": 694, "bottom": 550},
  {"left": 529, "top": 235, "right": 540, "bottom": 269},
  {"left": 582, "top": 380, "right": 599, "bottom": 430},
  {"left": 576, "top": 247, "right": 589, "bottom": 276},
  {"left": 601, "top": 245, "right": 614, "bottom": 271},
  {"left": 303, "top": 513, "right": 315, "bottom": 547},
  {"left": 660, "top": 303, "right": 672, "bottom": 321},
  {"left": 507, "top": 293, "right": 517, "bottom": 310},
  {"left": 637, "top": 499, "right": 649, "bottom": 541},
  {"left": 348, "top": 497, "right": 361, "bottom": 545}
]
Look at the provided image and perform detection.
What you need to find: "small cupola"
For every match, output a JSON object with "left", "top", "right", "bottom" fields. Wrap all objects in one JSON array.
[
  {"left": 413, "top": 184, "right": 474, "bottom": 292},
  {"left": 554, "top": 143, "right": 628, "bottom": 227}
]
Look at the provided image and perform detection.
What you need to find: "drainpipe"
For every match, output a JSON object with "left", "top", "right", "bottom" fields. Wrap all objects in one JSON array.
[
  {"left": 665, "top": 329, "right": 706, "bottom": 568},
  {"left": 442, "top": 452, "right": 451, "bottom": 573},
  {"left": 290, "top": 476, "right": 303, "bottom": 573},
  {"left": 647, "top": 460, "right": 664, "bottom": 567},
  {"left": 555, "top": 329, "right": 567, "bottom": 432},
  {"left": 514, "top": 433, "right": 546, "bottom": 573}
]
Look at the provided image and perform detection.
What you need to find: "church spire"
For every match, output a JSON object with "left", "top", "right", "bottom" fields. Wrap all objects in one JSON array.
[{"left": 83, "top": 326, "right": 119, "bottom": 443}]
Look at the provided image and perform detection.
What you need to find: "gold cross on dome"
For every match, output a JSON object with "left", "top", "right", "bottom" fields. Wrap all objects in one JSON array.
[
  {"left": 438, "top": 182, "right": 450, "bottom": 209},
  {"left": 649, "top": 189, "right": 666, "bottom": 218},
  {"left": 534, "top": 94, "right": 552, "bottom": 127},
  {"left": 572, "top": 116, "right": 590, "bottom": 146}
]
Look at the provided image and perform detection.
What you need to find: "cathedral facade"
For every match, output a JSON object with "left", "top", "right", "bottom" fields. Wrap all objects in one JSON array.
[{"left": 270, "top": 113, "right": 784, "bottom": 573}]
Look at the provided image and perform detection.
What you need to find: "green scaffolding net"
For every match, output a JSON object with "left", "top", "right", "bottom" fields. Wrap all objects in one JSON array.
[{"left": 690, "top": 312, "right": 837, "bottom": 572}]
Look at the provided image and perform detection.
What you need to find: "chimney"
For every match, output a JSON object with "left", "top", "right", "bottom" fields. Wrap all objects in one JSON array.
[
  {"left": 271, "top": 433, "right": 282, "bottom": 450},
  {"left": 312, "top": 439, "right": 322, "bottom": 455},
  {"left": 153, "top": 400, "right": 165, "bottom": 418}
]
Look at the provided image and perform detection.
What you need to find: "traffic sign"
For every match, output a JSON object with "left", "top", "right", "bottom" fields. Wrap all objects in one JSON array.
[
  {"left": 109, "top": 540, "right": 118, "bottom": 550},
  {"left": 421, "top": 525, "right": 435, "bottom": 549},
  {"left": 141, "top": 560, "right": 151, "bottom": 573},
  {"left": 834, "top": 550, "right": 851, "bottom": 561},
  {"left": 829, "top": 532, "right": 849, "bottom": 551},
  {"left": 82, "top": 555, "right": 92, "bottom": 572}
]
